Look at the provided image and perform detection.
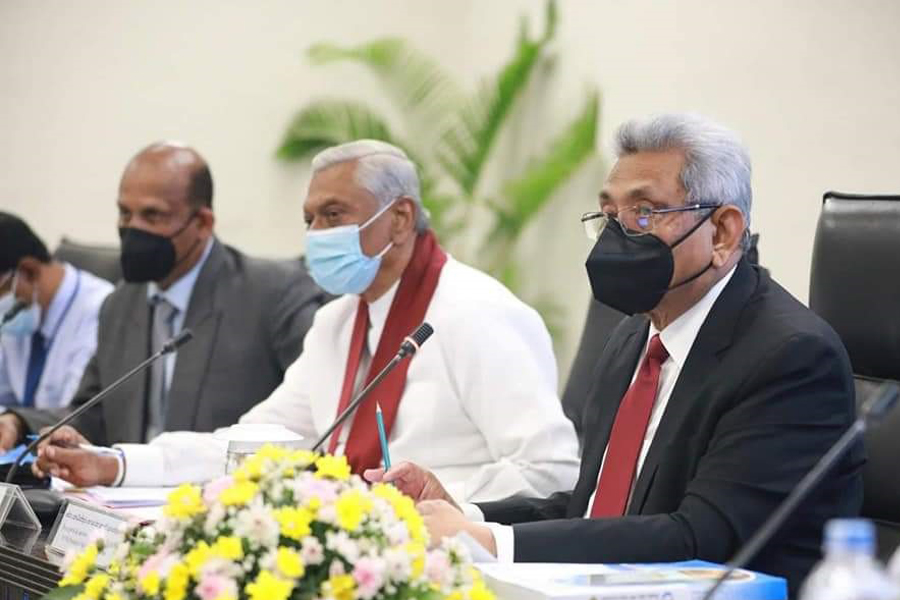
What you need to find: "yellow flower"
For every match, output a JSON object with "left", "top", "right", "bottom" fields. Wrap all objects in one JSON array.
[
  {"left": 335, "top": 490, "right": 373, "bottom": 532},
  {"left": 406, "top": 542, "right": 426, "bottom": 578},
  {"left": 275, "top": 546, "right": 305, "bottom": 579},
  {"left": 83, "top": 574, "right": 110, "bottom": 600},
  {"left": 315, "top": 455, "right": 351, "bottom": 480},
  {"left": 219, "top": 480, "right": 259, "bottom": 507},
  {"left": 373, "top": 483, "right": 427, "bottom": 543},
  {"left": 323, "top": 574, "right": 356, "bottom": 600},
  {"left": 106, "top": 592, "right": 125, "bottom": 600},
  {"left": 60, "top": 543, "right": 99, "bottom": 586},
  {"left": 140, "top": 571, "right": 160, "bottom": 596},
  {"left": 212, "top": 595, "right": 236, "bottom": 600},
  {"left": 211, "top": 536, "right": 244, "bottom": 561},
  {"left": 245, "top": 570, "right": 293, "bottom": 600},
  {"left": 444, "top": 592, "right": 464, "bottom": 600},
  {"left": 165, "top": 563, "right": 190, "bottom": 600},
  {"left": 274, "top": 506, "right": 312, "bottom": 540},
  {"left": 233, "top": 455, "right": 265, "bottom": 481},
  {"left": 289, "top": 449, "right": 317, "bottom": 467},
  {"left": 185, "top": 541, "right": 212, "bottom": 577},
  {"left": 164, "top": 484, "right": 205, "bottom": 519},
  {"left": 468, "top": 581, "right": 496, "bottom": 600},
  {"left": 255, "top": 444, "right": 290, "bottom": 462}
]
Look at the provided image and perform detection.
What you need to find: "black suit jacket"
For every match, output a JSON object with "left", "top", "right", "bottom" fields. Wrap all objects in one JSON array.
[
  {"left": 16, "top": 239, "right": 329, "bottom": 445},
  {"left": 479, "top": 259, "right": 864, "bottom": 594}
]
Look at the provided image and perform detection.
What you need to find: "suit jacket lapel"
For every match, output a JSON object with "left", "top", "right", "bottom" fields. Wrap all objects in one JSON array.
[
  {"left": 568, "top": 317, "right": 649, "bottom": 517},
  {"left": 165, "top": 240, "right": 226, "bottom": 431},
  {"left": 106, "top": 284, "right": 151, "bottom": 442},
  {"left": 628, "top": 258, "right": 759, "bottom": 514}
]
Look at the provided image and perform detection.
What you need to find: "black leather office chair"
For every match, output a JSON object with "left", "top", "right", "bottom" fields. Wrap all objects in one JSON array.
[
  {"left": 809, "top": 190, "right": 900, "bottom": 562},
  {"left": 54, "top": 237, "right": 122, "bottom": 283}
]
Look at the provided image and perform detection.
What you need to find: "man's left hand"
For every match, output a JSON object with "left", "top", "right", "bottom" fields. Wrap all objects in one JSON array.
[{"left": 418, "top": 499, "right": 497, "bottom": 557}]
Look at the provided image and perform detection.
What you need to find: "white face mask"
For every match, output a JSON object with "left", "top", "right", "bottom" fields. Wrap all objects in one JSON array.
[{"left": 0, "top": 271, "right": 40, "bottom": 338}]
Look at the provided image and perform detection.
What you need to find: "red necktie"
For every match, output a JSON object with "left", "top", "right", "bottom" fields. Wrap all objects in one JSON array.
[
  {"left": 328, "top": 300, "right": 369, "bottom": 455},
  {"left": 590, "top": 334, "right": 669, "bottom": 518}
]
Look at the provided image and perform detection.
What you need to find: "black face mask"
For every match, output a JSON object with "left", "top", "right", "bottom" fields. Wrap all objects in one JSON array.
[
  {"left": 585, "top": 213, "right": 714, "bottom": 316},
  {"left": 119, "top": 215, "right": 198, "bottom": 283}
]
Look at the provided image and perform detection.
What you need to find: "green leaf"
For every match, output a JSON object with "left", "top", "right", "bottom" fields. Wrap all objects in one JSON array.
[
  {"left": 276, "top": 99, "right": 397, "bottom": 161},
  {"left": 435, "top": 2, "right": 557, "bottom": 196},
  {"left": 491, "top": 89, "right": 599, "bottom": 239},
  {"left": 307, "top": 39, "right": 463, "bottom": 122},
  {"left": 42, "top": 585, "right": 84, "bottom": 600}
]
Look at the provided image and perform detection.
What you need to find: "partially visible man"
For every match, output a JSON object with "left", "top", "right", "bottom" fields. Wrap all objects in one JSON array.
[
  {"left": 365, "top": 115, "right": 864, "bottom": 593},
  {"left": 0, "top": 142, "right": 327, "bottom": 454},
  {"left": 0, "top": 213, "right": 113, "bottom": 422},
  {"left": 35, "top": 140, "right": 580, "bottom": 504}
]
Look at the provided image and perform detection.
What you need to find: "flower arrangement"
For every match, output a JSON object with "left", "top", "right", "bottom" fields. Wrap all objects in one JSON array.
[{"left": 53, "top": 446, "right": 494, "bottom": 600}]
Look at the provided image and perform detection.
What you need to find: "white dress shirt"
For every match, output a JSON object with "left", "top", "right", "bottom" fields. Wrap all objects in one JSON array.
[
  {"left": 117, "top": 256, "right": 582, "bottom": 503},
  {"left": 480, "top": 266, "right": 738, "bottom": 561},
  {"left": 0, "top": 263, "right": 113, "bottom": 409}
]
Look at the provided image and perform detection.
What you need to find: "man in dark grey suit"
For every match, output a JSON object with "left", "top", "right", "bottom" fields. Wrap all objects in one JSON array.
[{"left": 0, "top": 142, "right": 327, "bottom": 452}]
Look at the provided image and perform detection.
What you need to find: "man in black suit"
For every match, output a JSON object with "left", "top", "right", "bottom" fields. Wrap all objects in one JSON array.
[
  {"left": 0, "top": 143, "right": 328, "bottom": 463},
  {"left": 365, "top": 113, "right": 863, "bottom": 593}
]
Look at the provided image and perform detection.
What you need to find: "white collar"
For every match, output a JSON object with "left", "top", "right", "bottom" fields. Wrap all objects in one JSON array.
[
  {"left": 362, "top": 278, "right": 401, "bottom": 354},
  {"left": 650, "top": 265, "right": 738, "bottom": 369},
  {"left": 146, "top": 238, "right": 214, "bottom": 313}
]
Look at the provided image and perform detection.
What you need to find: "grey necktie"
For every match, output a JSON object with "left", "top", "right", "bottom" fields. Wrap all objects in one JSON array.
[{"left": 147, "top": 295, "right": 179, "bottom": 441}]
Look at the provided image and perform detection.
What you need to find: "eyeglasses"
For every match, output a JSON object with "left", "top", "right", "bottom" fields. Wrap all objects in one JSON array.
[{"left": 581, "top": 203, "right": 721, "bottom": 240}]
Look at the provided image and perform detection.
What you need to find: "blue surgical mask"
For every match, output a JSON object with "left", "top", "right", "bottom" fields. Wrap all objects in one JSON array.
[
  {"left": 305, "top": 200, "right": 396, "bottom": 295},
  {"left": 0, "top": 272, "right": 40, "bottom": 338}
]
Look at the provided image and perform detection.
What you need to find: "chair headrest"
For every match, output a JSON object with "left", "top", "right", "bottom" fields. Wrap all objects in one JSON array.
[
  {"left": 809, "top": 191, "right": 900, "bottom": 381},
  {"left": 54, "top": 237, "right": 121, "bottom": 283}
]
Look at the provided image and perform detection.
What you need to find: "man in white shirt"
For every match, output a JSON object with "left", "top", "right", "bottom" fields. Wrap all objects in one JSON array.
[
  {"left": 362, "top": 115, "right": 862, "bottom": 594},
  {"left": 0, "top": 212, "right": 113, "bottom": 438},
  {"left": 35, "top": 140, "right": 580, "bottom": 504}
]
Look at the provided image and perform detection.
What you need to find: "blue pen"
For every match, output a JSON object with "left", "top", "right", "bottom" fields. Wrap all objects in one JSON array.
[{"left": 375, "top": 402, "right": 391, "bottom": 470}]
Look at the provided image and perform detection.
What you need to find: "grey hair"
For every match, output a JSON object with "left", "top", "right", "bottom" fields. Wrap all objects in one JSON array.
[
  {"left": 311, "top": 140, "right": 429, "bottom": 232},
  {"left": 614, "top": 113, "right": 752, "bottom": 250}
]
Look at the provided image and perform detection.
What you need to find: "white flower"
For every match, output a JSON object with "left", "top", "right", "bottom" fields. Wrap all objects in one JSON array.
[
  {"left": 326, "top": 531, "right": 360, "bottom": 563},
  {"left": 385, "top": 522, "right": 410, "bottom": 546},
  {"left": 203, "top": 503, "right": 227, "bottom": 536},
  {"left": 301, "top": 537, "right": 325, "bottom": 565},
  {"left": 383, "top": 548, "right": 412, "bottom": 582},
  {"left": 233, "top": 501, "right": 280, "bottom": 548}
]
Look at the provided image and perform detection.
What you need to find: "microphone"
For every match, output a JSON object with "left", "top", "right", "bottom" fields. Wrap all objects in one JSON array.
[
  {"left": 4, "top": 329, "right": 195, "bottom": 484},
  {"left": 701, "top": 382, "right": 900, "bottom": 600},
  {"left": 311, "top": 322, "right": 434, "bottom": 453},
  {"left": 0, "top": 300, "right": 28, "bottom": 328}
]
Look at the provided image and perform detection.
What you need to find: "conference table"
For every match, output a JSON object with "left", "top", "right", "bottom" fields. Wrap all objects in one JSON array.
[{"left": 0, "top": 522, "right": 61, "bottom": 599}]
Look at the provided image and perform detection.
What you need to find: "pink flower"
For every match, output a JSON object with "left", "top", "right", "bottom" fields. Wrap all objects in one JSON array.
[
  {"left": 425, "top": 552, "right": 453, "bottom": 586},
  {"left": 353, "top": 557, "right": 386, "bottom": 599},
  {"left": 138, "top": 549, "right": 170, "bottom": 581},
  {"left": 203, "top": 475, "right": 235, "bottom": 505},
  {"left": 196, "top": 574, "right": 238, "bottom": 600}
]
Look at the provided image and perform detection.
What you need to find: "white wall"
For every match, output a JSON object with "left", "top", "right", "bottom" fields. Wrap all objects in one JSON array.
[{"left": 2, "top": 0, "right": 900, "bottom": 377}]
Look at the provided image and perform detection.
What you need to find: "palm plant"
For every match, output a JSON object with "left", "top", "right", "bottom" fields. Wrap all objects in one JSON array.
[{"left": 276, "top": 0, "right": 600, "bottom": 338}]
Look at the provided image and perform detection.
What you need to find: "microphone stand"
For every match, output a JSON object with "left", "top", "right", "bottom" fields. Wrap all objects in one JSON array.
[
  {"left": 5, "top": 330, "right": 194, "bottom": 484},
  {"left": 310, "top": 322, "right": 434, "bottom": 453}
]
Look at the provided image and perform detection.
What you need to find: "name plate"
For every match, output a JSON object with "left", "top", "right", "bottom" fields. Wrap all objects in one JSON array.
[
  {"left": 48, "top": 498, "right": 131, "bottom": 565},
  {"left": 0, "top": 482, "right": 41, "bottom": 530}
]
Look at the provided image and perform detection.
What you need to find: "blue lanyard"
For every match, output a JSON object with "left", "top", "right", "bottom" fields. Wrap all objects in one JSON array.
[{"left": 41, "top": 270, "right": 82, "bottom": 353}]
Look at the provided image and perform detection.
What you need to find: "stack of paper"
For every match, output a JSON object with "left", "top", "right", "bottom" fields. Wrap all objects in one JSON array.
[
  {"left": 478, "top": 560, "right": 787, "bottom": 600},
  {"left": 82, "top": 486, "right": 175, "bottom": 508}
]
